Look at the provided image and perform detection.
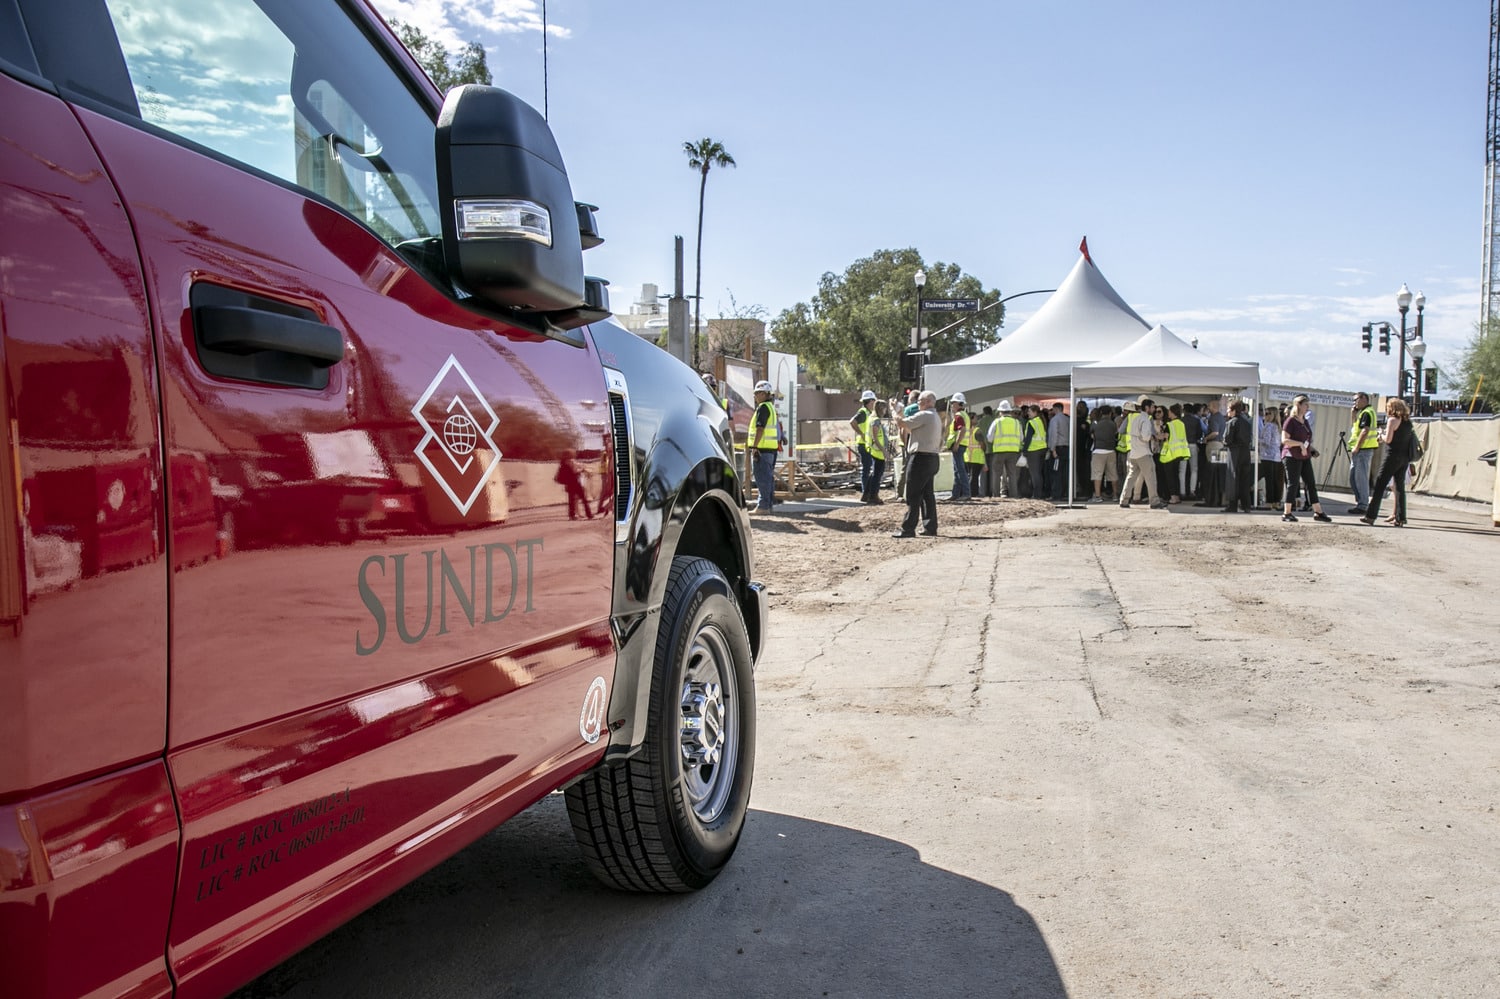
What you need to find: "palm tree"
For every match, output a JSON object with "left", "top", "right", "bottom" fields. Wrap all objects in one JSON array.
[{"left": 683, "top": 138, "right": 736, "bottom": 370}]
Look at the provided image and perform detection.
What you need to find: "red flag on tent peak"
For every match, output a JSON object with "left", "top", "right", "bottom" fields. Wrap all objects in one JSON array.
[{"left": 1079, "top": 236, "right": 1092, "bottom": 265}]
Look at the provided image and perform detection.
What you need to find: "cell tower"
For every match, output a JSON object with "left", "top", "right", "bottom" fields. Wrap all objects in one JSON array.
[{"left": 1485, "top": 0, "right": 1500, "bottom": 326}]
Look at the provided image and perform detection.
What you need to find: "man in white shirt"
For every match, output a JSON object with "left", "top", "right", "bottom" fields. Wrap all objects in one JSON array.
[
  {"left": 889, "top": 391, "right": 941, "bottom": 537},
  {"left": 1120, "top": 396, "right": 1166, "bottom": 509}
]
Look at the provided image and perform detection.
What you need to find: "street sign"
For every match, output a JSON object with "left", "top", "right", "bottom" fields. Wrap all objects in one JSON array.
[{"left": 920, "top": 298, "right": 979, "bottom": 313}]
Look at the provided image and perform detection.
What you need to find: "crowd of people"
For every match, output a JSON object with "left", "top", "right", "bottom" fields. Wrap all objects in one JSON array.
[{"left": 834, "top": 389, "right": 1423, "bottom": 538}]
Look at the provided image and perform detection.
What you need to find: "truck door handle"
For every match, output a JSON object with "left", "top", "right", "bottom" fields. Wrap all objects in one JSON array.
[
  {"left": 189, "top": 284, "right": 344, "bottom": 390},
  {"left": 196, "top": 305, "right": 344, "bottom": 367}
]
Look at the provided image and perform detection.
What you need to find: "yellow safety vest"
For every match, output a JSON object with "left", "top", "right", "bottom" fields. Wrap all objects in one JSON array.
[
  {"left": 866, "top": 412, "right": 886, "bottom": 460},
  {"left": 1350, "top": 405, "right": 1379, "bottom": 449},
  {"left": 1026, "top": 416, "right": 1047, "bottom": 451},
  {"left": 989, "top": 416, "right": 1022, "bottom": 453},
  {"left": 1161, "top": 418, "right": 1189, "bottom": 461},
  {"left": 1116, "top": 414, "right": 1132, "bottom": 453},
  {"left": 853, "top": 407, "right": 871, "bottom": 449},
  {"left": 944, "top": 410, "right": 969, "bottom": 450},
  {"left": 964, "top": 430, "right": 985, "bottom": 465},
  {"left": 754, "top": 402, "right": 779, "bottom": 451}
]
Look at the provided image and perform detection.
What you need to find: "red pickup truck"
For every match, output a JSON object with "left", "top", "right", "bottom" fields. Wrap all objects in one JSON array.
[{"left": 0, "top": 2, "right": 766, "bottom": 996}]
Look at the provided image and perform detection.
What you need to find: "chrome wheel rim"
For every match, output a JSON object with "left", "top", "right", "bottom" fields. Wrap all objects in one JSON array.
[{"left": 678, "top": 622, "right": 739, "bottom": 823}]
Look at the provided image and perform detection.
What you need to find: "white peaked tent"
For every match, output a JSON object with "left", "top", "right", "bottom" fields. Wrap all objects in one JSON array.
[
  {"left": 1071, "top": 324, "right": 1259, "bottom": 397},
  {"left": 1064, "top": 324, "right": 1261, "bottom": 505},
  {"left": 925, "top": 252, "right": 1151, "bottom": 400}
]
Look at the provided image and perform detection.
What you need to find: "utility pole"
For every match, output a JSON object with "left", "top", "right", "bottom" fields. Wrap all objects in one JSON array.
[
  {"left": 1484, "top": 0, "right": 1500, "bottom": 324},
  {"left": 667, "top": 236, "right": 690, "bottom": 366}
]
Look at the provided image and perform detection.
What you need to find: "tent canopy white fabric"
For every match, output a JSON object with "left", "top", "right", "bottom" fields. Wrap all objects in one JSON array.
[
  {"left": 1072, "top": 324, "right": 1259, "bottom": 396},
  {"left": 1061, "top": 324, "right": 1261, "bottom": 505},
  {"left": 925, "top": 253, "right": 1150, "bottom": 400}
]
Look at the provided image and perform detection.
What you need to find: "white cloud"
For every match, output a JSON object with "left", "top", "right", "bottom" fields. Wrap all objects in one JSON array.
[{"left": 369, "top": 0, "right": 570, "bottom": 53}]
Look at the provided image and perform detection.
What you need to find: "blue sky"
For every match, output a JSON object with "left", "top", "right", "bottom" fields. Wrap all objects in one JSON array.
[{"left": 371, "top": 0, "right": 1486, "bottom": 395}]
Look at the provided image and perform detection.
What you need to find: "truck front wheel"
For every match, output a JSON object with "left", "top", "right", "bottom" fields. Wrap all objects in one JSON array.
[{"left": 566, "top": 556, "right": 756, "bottom": 892}]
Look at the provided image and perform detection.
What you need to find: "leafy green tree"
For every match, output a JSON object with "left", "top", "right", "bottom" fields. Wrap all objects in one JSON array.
[
  {"left": 767, "top": 248, "right": 1002, "bottom": 393},
  {"left": 1456, "top": 317, "right": 1500, "bottom": 410},
  {"left": 684, "top": 138, "right": 737, "bottom": 370},
  {"left": 391, "top": 21, "right": 492, "bottom": 91}
]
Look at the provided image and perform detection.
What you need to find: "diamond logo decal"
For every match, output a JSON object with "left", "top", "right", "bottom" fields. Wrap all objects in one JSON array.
[{"left": 413, "top": 355, "right": 502, "bottom": 515}]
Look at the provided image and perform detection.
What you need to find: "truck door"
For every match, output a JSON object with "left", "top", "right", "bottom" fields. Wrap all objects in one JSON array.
[{"left": 30, "top": 0, "right": 615, "bottom": 991}]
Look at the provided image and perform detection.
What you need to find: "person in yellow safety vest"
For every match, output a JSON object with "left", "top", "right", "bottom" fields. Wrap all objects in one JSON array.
[
  {"left": 987, "top": 400, "right": 1023, "bottom": 499},
  {"left": 1346, "top": 391, "right": 1379, "bottom": 515},
  {"left": 1115, "top": 403, "right": 1132, "bottom": 488},
  {"left": 1160, "top": 404, "right": 1191, "bottom": 503},
  {"left": 963, "top": 410, "right": 987, "bottom": 499},
  {"left": 1022, "top": 404, "right": 1048, "bottom": 500},
  {"left": 943, "top": 392, "right": 975, "bottom": 500},
  {"left": 850, "top": 389, "right": 887, "bottom": 505},
  {"left": 750, "top": 380, "right": 779, "bottom": 512}
]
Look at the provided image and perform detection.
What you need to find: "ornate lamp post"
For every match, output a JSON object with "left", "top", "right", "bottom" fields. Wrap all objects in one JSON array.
[
  {"left": 1410, "top": 338, "right": 1427, "bottom": 416},
  {"left": 1394, "top": 284, "right": 1425, "bottom": 406}
]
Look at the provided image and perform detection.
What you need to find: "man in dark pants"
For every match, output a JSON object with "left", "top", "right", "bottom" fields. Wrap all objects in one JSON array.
[
  {"left": 890, "top": 390, "right": 941, "bottom": 537},
  {"left": 1221, "top": 400, "right": 1256, "bottom": 513},
  {"left": 1198, "top": 397, "right": 1227, "bottom": 506}
]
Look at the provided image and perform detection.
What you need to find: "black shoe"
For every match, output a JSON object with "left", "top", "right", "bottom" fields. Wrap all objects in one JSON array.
[
  {"left": 918, "top": 529, "right": 938, "bottom": 536},
  {"left": 869, "top": 496, "right": 884, "bottom": 505},
  {"left": 891, "top": 531, "right": 916, "bottom": 538},
  {"left": 1281, "top": 513, "right": 1298, "bottom": 522},
  {"left": 1313, "top": 512, "right": 1333, "bottom": 523},
  {"left": 1348, "top": 506, "right": 1367, "bottom": 516}
]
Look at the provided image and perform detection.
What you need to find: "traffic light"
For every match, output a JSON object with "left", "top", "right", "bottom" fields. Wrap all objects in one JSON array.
[
  {"left": 1424, "top": 367, "right": 1438, "bottom": 393},
  {"left": 1378, "top": 324, "right": 1391, "bottom": 354},
  {"left": 1401, "top": 369, "right": 1412, "bottom": 395},
  {"left": 1360, "top": 324, "right": 1372, "bottom": 351},
  {"left": 899, "top": 349, "right": 925, "bottom": 383}
]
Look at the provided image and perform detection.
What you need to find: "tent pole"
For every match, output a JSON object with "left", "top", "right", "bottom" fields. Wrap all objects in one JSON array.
[{"left": 1062, "top": 376, "right": 1083, "bottom": 510}]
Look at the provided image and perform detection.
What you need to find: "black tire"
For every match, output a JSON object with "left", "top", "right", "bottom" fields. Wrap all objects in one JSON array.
[{"left": 566, "top": 556, "right": 756, "bottom": 892}]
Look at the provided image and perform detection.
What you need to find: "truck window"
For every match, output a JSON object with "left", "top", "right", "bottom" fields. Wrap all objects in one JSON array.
[{"left": 100, "top": 0, "right": 440, "bottom": 249}]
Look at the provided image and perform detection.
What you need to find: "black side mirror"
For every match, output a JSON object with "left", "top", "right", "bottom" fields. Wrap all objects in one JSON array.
[{"left": 436, "top": 85, "right": 586, "bottom": 323}]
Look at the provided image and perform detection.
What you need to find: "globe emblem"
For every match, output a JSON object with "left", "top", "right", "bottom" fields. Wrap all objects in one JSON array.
[{"left": 442, "top": 413, "right": 478, "bottom": 456}]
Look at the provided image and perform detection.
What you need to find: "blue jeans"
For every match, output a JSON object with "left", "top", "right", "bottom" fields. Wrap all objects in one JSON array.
[
  {"left": 1349, "top": 447, "right": 1373, "bottom": 508},
  {"left": 950, "top": 451, "right": 970, "bottom": 498},
  {"left": 753, "top": 450, "right": 776, "bottom": 509}
]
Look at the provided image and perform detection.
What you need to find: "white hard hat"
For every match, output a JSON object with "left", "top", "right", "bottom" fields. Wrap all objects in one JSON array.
[
  {"left": 997, "top": 400, "right": 1013, "bottom": 413},
  {"left": 952, "top": 392, "right": 967, "bottom": 405},
  {"left": 860, "top": 389, "right": 877, "bottom": 402},
  {"left": 754, "top": 380, "right": 773, "bottom": 393}
]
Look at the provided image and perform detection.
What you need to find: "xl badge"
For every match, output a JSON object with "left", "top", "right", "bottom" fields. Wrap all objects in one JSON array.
[{"left": 413, "top": 355, "right": 502, "bottom": 515}]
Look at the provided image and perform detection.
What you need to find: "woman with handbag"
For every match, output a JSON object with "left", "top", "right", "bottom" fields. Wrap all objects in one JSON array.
[
  {"left": 1359, "top": 398, "right": 1416, "bottom": 527},
  {"left": 1280, "top": 395, "right": 1333, "bottom": 523}
]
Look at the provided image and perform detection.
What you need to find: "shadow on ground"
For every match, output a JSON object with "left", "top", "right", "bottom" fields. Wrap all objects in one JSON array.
[{"left": 233, "top": 797, "right": 1066, "bottom": 999}]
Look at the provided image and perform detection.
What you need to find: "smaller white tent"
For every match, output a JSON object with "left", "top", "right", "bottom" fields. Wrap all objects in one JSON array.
[
  {"left": 1072, "top": 324, "right": 1258, "bottom": 397},
  {"left": 1064, "top": 325, "right": 1260, "bottom": 505}
]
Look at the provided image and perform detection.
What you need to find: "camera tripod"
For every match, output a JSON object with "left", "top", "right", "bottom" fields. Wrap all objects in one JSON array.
[{"left": 1322, "top": 431, "right": 1353, "bottom": 480}]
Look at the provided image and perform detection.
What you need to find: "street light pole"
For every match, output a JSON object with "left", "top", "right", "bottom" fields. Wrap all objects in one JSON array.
[
  {"left": 1394, "top": 284, "right": 1426, "bottom": 408},
  {"left": 1410, "top": 338, "right": 1427, "bottom": 416},
  {"left": 914, "top": 268, "right": 926, "bottom": 389}
]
